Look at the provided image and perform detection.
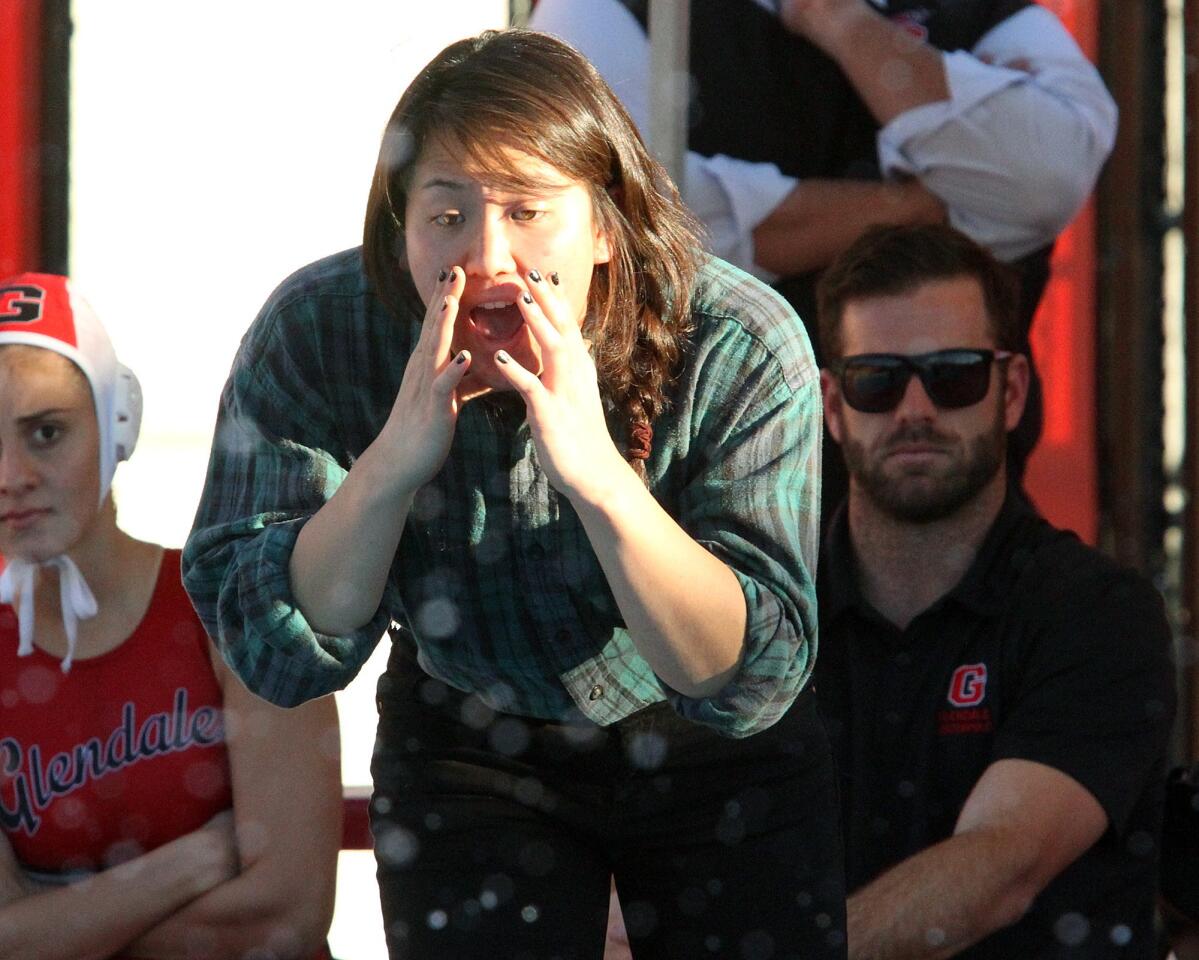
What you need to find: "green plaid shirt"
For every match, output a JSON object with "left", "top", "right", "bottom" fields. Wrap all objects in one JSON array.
[{"left": 182, "top": 248, "right": 821, "bottom": 737}]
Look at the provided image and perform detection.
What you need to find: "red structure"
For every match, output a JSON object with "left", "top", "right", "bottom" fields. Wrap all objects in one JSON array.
[
  {"left": 0, "top": 1, "right": 42, "bottom": 277},
  {"left": 1023, "top": 0, "right": 1101, "bottom": 544}
]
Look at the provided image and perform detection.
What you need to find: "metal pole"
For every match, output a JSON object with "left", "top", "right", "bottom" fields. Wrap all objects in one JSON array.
[
  {"left": 509, "top": 0, "right": 533, "bottom": 26},
  {"left": 648, "top": 0, "right": 691, "bottom": 189}
]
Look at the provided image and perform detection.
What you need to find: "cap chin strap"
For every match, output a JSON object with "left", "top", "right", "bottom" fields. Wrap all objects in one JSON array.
[{"left": 0, "top": 556, "right": 98, "bottom": 673}]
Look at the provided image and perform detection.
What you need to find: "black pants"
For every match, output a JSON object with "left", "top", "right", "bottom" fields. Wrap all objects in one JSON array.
[{"left": 370, "top": 655, "right": 846, "bottom": 960}]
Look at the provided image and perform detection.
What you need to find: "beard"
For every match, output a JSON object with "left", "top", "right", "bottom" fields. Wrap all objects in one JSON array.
[{"left": 841, "top": 404, "right": 1006, "bottom": 524}]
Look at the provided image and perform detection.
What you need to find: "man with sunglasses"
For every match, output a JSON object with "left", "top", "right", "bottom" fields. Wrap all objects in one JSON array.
[{"left": 813, "top": 223, "right": 1175, "bottom": 959}]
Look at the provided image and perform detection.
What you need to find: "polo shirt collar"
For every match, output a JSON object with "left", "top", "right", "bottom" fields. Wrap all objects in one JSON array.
[{"left": 820, "top": 483, "right": 1039, "bottom": 624}]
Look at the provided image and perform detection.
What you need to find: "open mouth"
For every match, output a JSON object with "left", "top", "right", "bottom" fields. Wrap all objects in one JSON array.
[{"left": 469, "top": 301, "right": 525, "bottom": 344}]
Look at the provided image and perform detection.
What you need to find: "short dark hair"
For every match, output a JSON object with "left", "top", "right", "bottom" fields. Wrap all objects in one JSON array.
[{"left": 816, "top": 224, "right": 1022, "bottom": 363}]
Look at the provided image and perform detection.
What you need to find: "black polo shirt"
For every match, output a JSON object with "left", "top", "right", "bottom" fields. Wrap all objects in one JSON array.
[{"left": 815, "top": 491, "right": 1176, "bottom": 959}]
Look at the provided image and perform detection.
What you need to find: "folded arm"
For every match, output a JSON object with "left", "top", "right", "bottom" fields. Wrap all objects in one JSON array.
[
  {"left": 788, "top": 1, "right": 1118, "bottom": 259},
  {"left": 125, "top": 655, "right": 342, "bottom": 960},
  {"left": 846, "top": 758, "right": 1107, "bottom": 960},
  {"left": 0, "top": 813, "right": 238, "bottom": 960},
  {"left": 751, "top": 176, "right": 945, "bottom": 277}
]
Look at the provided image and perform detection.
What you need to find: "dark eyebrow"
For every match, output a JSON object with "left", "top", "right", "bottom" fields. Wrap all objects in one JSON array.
[
  {"left": 17, "top": 407, "right": 72, "bottom": 425},
  {"left": 417, "top": 177, "right": 466, "bottom": 193}
]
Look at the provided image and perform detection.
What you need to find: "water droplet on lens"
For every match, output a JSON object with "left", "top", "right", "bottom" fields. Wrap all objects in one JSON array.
[
  {"left": 514, "top": 777, "right": 545, "bottom": 806},
  {"left": 1109, "top": 924, "right": 1132, "bottom": 946},
  {"left": 419, "top": 679, "right": 448, "bottom": 705},
  {"left": 482, "top": 872, "right": 514, "bottom": 906},
  {"left": 627, "top": 731, "right": 668, "bottom": 770},
  {"left": 417, "top": 598, "right": 460, "bottom": 639},
  {"left": 460, "top": 696, "right": 495, "bottom": 730},
  {"left": 427, "top": 909, "right": 448, "bottom": 930},
  {"left": 521, "top": 904, "right": 540, "bottom": 923},
  {"left": 376, "top": 825, "right": 419, "bottom": 867},
  {"left": 411, "top": 485, "right": 446, "bottom": 521},
  {"left": 489, "top": 717, "right": 531, "bottom": 756},
  {"left": 1054, "top": 912, "right": 1090, "bottom": 946}
]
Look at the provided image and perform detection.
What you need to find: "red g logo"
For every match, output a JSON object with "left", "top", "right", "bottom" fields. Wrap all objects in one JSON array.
[
  {"left": 947, "top": 663, "right": 988, "bottom": 707},
  {"left": 0, "top": 285, "right": 46, "bottom": 324}
]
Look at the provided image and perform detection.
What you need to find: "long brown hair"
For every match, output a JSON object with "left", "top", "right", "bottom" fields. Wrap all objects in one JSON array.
[{"left": 363, "top": 29, "right": 702, "bottom": 474}]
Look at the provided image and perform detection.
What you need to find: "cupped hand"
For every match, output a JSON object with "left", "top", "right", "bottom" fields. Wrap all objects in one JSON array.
[
  {"left": 379, "top": 267, "right": 473, "bottom": 496},
  {"left": 491, "top": 270, "right": 631, "bottom": 505}
]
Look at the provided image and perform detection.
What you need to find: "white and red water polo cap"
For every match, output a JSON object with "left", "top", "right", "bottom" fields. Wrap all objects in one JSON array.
[{"left": 0, "top": 273, "right": 142, "bottom": 503}]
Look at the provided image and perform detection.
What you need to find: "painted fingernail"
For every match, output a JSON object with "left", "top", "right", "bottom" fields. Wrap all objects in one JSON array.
[
  {"left": 438, "top": 268, "right": 447, "bottom": 282},
  {"left": 522, "top": 293, "right": 534, "bottom": 304},
  {"left": 455, "top": 351, "right": 467, "bottom": 365},
  {"left": 549, "top": 272, "right": 560, "bottom": 285},
  {"left": 496, "top": 351, "right": 509, "bottom": 365},
  {"left": 528, "top": 269, "right": 541, "bottom": 282}
]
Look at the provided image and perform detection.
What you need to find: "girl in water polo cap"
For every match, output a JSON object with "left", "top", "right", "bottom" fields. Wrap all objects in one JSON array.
[
  {"left": 0, "top": 274, "right": 341, "bottom": 960},
  {"left": 0, "top": 273, "right": 142, "bottom": 670},
  {"left": 185, "top": 29, "right": 847, "bottom": 959}
]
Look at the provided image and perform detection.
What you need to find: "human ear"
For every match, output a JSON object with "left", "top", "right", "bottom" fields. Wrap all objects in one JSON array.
[
  {"left": 1002, "top": 352, "right": 1030, "bottom": 432},
  {"left": 820, "top": 368, "right": 845, "bottom": 444},
  {"left": 592, "top": 226, "right": 612, "bottom": 266}
]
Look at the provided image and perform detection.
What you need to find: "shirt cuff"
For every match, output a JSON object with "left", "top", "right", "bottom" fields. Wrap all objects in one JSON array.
[
  {"left": 683, "top": 153, "right": 797, "bottom": 282},
  {"left": 668, "top": 563, "right": 813, "bottom": 739},
  {"left": 878, "top": 50, "right": 1027, "bottom": 177}
]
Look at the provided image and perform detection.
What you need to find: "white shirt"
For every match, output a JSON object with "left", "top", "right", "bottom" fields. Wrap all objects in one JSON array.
[{"left": 528, "top": 0, "right": 1118, "bottom": 278}]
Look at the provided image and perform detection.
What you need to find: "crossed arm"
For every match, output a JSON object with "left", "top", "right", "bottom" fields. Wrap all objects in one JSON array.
[
  {"left": 845, "top": 758, "right": 1108, "bottom": 960},
  {"left": 531, "top": 0, "right": 1115, "bottom": 273},
  {"left": 0, "top": 656, "right": 341, "bottom": 960}
]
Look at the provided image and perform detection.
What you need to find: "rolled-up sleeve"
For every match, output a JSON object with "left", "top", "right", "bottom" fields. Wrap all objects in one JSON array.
[
  {"left": 663, "top": 287, "right": 822, "bottom": 737},
  {"left": 183, "top": 291, "right": 396, "bottom": 706},
  {"left": 878, "top": 6, "right": 1117, "bottom": 261},
  {"left": 530, "top": 0, "right": 795, "bottom": 281}
]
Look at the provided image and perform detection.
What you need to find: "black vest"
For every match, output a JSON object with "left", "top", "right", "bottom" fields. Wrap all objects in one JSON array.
[{"left": 617, "top": 0, "right": 1047, "bottom": 342}]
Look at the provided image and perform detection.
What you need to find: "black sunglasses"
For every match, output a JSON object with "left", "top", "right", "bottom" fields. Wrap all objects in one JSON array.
[{"left": 832, "top": 349, "right": 1012, "bottom": 413}]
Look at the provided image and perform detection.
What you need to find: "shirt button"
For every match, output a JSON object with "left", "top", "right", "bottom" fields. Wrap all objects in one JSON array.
[{"left": 589, "top": 684, "right": 604, "bottom": 701}]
